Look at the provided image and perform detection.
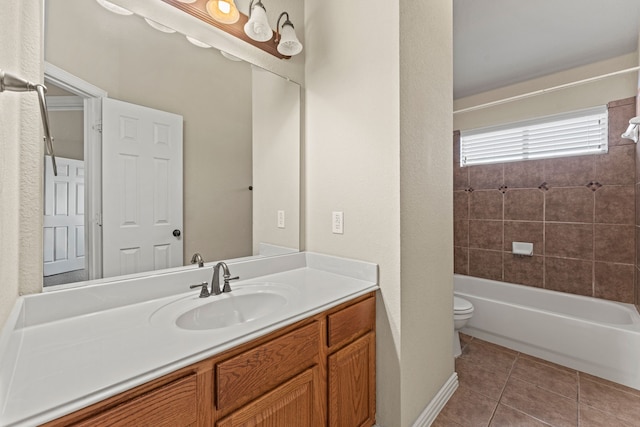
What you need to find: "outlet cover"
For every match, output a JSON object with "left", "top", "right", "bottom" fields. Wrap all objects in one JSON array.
[
  {"left": 332, "top": 211, "right": 344, "bottom": 234},
  {"left": 277, "top": 210, "right": 285, "bottom": 228}
]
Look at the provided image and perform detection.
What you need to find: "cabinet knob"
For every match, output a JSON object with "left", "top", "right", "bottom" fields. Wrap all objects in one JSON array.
[{"left": 173, "top": 229, "right": 181, "bottom": 237}]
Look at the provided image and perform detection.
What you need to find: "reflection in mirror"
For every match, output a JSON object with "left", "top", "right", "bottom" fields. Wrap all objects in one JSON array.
[{"left": 43, "top": 0, "right": 300, "bottom": 289}]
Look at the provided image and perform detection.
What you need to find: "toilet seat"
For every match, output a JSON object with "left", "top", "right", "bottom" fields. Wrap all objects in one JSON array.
[
  {"left": 454, "top": 296, "right": 473, "bottom": 315},
  {"left": 453, "top": 296, "right": 474, "bottom": 358}
]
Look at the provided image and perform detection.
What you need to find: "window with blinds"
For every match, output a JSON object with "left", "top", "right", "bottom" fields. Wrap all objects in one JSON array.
[{"left": 460, "top": 106, "right": 608, "bottom": 167}]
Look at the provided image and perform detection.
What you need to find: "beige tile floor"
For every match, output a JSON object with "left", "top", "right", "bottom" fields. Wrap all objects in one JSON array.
[{"left": 434, "top": 334, "right": 640, "bottom": 427}]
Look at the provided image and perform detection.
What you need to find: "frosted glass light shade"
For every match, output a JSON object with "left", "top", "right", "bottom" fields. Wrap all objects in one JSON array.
[
  {"left": 96, "top": 0, "right": 133, "bottom": 15},
  {"left": 144, "top": 18, "right": 176, "bottom": 33},
  {"left": 186, "top": 36, "right": 211, "bottom": 48},
  {"left": 277, "top": 24, "right": 302, "bottom": 56},
  {"left": 206, "top": 0, "right": 240, "bottom": 24},
  {"left": 220, "top": 51, "right": 243, "bottom": 61},
  {"left": 244, "top": 4, "right": 272, "bottom": 42}
]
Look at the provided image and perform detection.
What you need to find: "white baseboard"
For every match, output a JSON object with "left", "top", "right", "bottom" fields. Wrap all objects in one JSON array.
[{"left": 411, "top": 372, "right": 459, "bottom": 427}]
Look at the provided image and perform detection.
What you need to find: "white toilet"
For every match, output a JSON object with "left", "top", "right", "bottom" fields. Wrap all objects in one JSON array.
[{"left": 453, "top": 296, "right": 474, "bottom": 358}]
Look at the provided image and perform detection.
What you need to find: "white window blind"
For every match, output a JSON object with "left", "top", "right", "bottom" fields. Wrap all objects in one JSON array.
[{"left": 460, "top": 106, "right": 608, "bottom": 167}]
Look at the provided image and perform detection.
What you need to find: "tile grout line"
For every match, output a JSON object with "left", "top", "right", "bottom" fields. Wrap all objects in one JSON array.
[
  {"left": 486, "top": 349, "right": 520, "bottom": 426},
  {"left": 576, "top": 371, "right": 581, "bottom": 427}
]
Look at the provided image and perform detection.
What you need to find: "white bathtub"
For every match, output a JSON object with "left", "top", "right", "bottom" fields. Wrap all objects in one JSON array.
[{"left": 454, "top": 274, "right": 640, "bottom": 390}]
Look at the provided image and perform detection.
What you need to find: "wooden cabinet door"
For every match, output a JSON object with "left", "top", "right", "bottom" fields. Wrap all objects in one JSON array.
[
  {"left": 328, "top": 333, "right": 376, "bottom": 427},
  {"left": 71, "top": 374, "right": 198, "bottom": 427},
  {"left": 216, "top": 368, "right": 322, "bottom": 427}
]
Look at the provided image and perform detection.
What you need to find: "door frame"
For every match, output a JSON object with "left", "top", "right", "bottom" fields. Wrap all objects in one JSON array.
[{"left": 44, "top": 62, "right": 107, "bottom": 282}]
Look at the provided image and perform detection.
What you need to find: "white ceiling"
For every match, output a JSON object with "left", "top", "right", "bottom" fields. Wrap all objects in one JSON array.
[{"left": 454, "top": 0, "right": 640, "bottom": 99}]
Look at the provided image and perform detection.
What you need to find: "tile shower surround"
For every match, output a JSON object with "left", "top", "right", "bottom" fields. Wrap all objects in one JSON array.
[{"left": 453, "top": 97, "right": 638, "bottom": 305}]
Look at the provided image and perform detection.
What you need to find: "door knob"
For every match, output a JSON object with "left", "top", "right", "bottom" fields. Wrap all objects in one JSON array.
[{"left": 173, "top": 229, "right": 181, "bottom": 237}]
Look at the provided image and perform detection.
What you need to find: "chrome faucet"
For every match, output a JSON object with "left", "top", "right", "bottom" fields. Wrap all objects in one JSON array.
[
  {"left": 211, "top": 262, "right": 239, "bottom": 295},
  {"left": 190, "top": 252, "right": 204, "bottom": 267}
]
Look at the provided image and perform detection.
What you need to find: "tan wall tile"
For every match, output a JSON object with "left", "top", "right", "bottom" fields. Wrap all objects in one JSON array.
[
  {"left": 594, "top": 262, "right": 634, "bottom": 303},
  {"left": 596, "top": 145, "right": 635, "bottom": 186},
  {"left": 470, "top": 190, "right": 503, "bottom": 220},
  {"left": 594, "top": 224, "right": 635, "bottom": 264},
  {"left": 468, "top": 249, "right": 503, "bottom": 281},
  {"left": 454, "top": 220, "right": 469, "bottom": 247},
  {"left": 454, "top": 165, "right": 469, "bottom": 191},
  {"left": 454, "top": 246, "right": 468, "bottom": 275},
  {"left": 503, "top": 254, "right": 544, "bottom": 288},
  {"left": 469, "top": 163, "right": 504, "bottom": 190},
  {"left": 469, "top": 220, "right": 503, "bottom": 250},
  {"left": 545, "top": 257, "right": 593, "bottom": 296},
  {"left": 595, "top": 185, "right": 635, "bottom": 225},
  {"left": 545, "top": 187, "right": 594, "bottom": 223},
  {"left": 504, "top": 160, "right": 544, "bottom": 189},
  {"left": 504, "top": 189, "right": 543, "bottom": 221},
  {"left": 454, "top": 190, "right": 469, "bottom": 220},
  {"left": 545, "top": 223, "right": 593, "bottom": 260},
  {"left": 544, "top": 155, "right": 595, "bottom": 188}
]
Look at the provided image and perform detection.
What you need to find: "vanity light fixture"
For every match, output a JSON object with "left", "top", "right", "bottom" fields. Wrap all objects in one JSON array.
[
  {"left": 186, "top": 36, "right": 212, "bottom": 48},
  {"left": 206, "top": 0, "right": 240, "bottom": 24},
  {"left": 95, "top": 0, "right": 133, "bottom": 15},
  {"left": 144, "top": 18, "right": 176, "bottom": 33},
  {"left": 275, "top": 12, "right": 302, "bottom": 56},
  {"left": 162, "top": 0, "right": 292, "bottom": 59},
  {"left": 621, "top": 116, "right": 640, "bottom": 143},
  {"left": 244, "top": 0, "right": 272, "bottom": 42}
]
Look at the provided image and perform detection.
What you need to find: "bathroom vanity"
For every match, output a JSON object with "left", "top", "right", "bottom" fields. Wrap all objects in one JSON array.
[{"left": 0, "top": 252, "right": 378, "bottom": 427}]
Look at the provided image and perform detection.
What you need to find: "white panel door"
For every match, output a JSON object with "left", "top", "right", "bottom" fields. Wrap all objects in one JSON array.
[
  {"left": 43, "top": 156, "right": 85, "bottom": 276},
  {"left": 102, "top": 98, "right": 183, "bottom": 278}
]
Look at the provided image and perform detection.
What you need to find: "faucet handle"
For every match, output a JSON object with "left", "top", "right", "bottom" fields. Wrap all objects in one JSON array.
[
  {"left": 222, "top": 276, "right": 240, "bottom": 293},
  {"left": 190, "top": 281, "right": 210, "bottom": 298}
]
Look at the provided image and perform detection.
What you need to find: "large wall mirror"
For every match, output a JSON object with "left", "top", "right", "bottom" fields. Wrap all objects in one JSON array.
[{"left": 43, "top": 0, "right": 300, "bottom": 289}]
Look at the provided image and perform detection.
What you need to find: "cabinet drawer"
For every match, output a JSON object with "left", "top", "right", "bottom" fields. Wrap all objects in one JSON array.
[
  {"left": 73, "top": 374, "right": 197, "bottom": 427},
  {"left": 327, "top": 297, "right": 375, "bottom": 349},
  {"left": 216, "top": 368, "right": 319, "bottom": 427},
  {"left": 215, "top": 321, "right": 320, "bottom": 411}
]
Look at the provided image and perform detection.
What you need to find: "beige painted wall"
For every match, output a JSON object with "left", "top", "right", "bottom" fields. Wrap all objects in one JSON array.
[
  {"left": 305, "top": 0, "right": 453, "bottom": 425},
  {"left": 0, "top": 0, "right": 43, "bottom": 326},
  {"left": 45, "top": 0, "right": 253, "bottom": 264},
  {"left": 252, "top": 68, "right": 300, "bottom": 254},
  {"left": 399, "top": 0, "right": 454, "bottom": 424},
  {"left": 48, "top": 110, "right": 83, "bottom": 160},
  {"left": 454, "top": 52, "right": 639, "bottom": 131},
  {"left": 304, "top": 0, "right": 401, "bottom": 423}
]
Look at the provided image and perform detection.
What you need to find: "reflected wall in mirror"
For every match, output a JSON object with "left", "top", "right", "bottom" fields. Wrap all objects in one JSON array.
[{"left": 43, "top": 0, "right": 300, "bottom": 289}]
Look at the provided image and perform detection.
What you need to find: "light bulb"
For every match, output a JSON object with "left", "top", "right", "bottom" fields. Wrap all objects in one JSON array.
[{"left": 206, "top": 0, "right": 240, "bottom": 24}]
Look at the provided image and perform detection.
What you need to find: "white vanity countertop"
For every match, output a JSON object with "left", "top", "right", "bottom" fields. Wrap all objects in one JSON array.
[{"left": 0, "top": 252, "right": 378, "bottom": 427}]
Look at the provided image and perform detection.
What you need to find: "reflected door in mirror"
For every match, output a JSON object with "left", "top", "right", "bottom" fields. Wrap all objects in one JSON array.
[{"left": 102, "top": 98, "right": 184, "bottom": 277}]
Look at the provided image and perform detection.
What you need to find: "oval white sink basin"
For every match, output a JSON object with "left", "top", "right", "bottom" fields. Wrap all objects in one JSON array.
[
  {"left": 149, "top": 282, "right": 300, "bottom": 332},
  {"left": 176, "top": 292, "right": 287, "bottom": 330}
]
